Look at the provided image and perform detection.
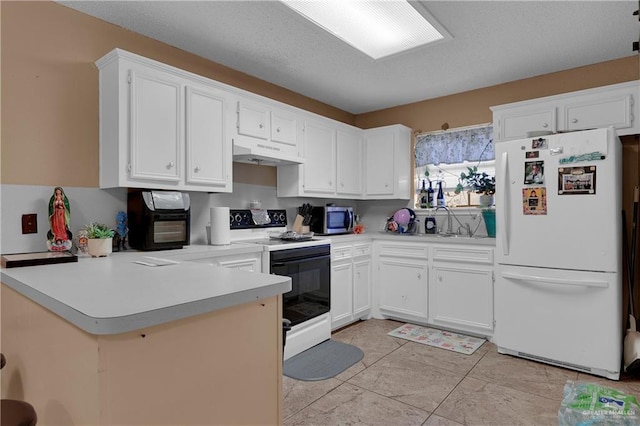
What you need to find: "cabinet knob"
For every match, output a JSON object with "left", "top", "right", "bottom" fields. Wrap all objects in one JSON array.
[
  {"left": 194, "top": 166, "right": 200, "bottom": 173},
  {"left": 542, "top": 123, "right": 549, "bottom": 128},
  {"left": 167, "top": 162, "right": 175, "bottom": 169},
  {"left": 329, "top": 180, "right": 333, "bottom": 186},
  {"left": 438, "top": 275, "right": 442, "bottom": 282},
  {"left": 417, "top": 273, "right": 422, "bottom": 279},
  {"left": 259, "top": 123, "right": 264, "bottom": 129},
  {"left": 571, "top": 118, "right": 578, "bottom": 124},
  {"left": 276, "top": 127, "right": 281, "bottom": 133},
  {"left": 385, "top": 183, "right": 389, "bottom": 188}
]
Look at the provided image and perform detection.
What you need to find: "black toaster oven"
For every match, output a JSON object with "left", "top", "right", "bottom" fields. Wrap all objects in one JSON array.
[{"left": 127, "top": 190, "right": 191, "bottom": 250}]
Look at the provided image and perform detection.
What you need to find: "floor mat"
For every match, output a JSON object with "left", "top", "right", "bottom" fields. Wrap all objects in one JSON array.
[
  {"left": 388, "top": 323, "right": 485, "bottom": 355},
  {"left": 284, "top": 339, "right": 364, "bottom": 381}
]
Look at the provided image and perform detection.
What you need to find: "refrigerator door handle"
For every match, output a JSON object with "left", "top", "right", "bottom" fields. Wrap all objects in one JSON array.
[
  {"left": 502, "top": 272, "right": 609, "bottom": 288},
  {"left": 499, "top": 151, "right": 509, "bottom": 256}
]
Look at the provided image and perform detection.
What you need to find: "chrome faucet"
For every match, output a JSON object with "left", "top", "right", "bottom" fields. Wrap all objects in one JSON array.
[{"left": 436, "top": 206, "right": 455, "bottom": 235}]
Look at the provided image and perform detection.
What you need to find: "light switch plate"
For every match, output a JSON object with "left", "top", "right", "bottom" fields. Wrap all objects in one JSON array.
[{"left": 22, "top": 214, "right": 37, "bottom": 234}]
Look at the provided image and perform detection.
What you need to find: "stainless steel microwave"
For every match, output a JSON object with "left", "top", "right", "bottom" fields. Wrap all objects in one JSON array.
[{"left": 309, "top": 206, "right": 354, "bottom": 235}]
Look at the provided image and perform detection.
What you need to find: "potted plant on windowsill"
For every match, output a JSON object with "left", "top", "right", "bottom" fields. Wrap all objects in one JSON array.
[
  {"left": 455, "top": 166, "right": 496, "bottom": 207},
  {"left": 83, "top": 222, "right": 115, "bottom": 257}
]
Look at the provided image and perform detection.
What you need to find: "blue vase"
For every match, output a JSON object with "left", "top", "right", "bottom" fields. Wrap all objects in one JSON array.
[{"left": 481, "top": 209, "right": 496, "bottom": 237}]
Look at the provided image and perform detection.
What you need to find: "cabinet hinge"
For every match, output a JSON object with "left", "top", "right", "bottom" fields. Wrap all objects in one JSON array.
[
  {"left": 127, "top": 72, "right": 131, "bottom": 84},
  {"left": 492, "top": 271, "right": 495, "bottom": 283},
  {"left": 127, "top": 163, "right": 132, "bottom": 172}
]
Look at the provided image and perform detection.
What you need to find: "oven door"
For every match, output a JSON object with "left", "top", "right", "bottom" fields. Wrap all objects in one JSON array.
[{"left": 271, "top": 247, "right": 331, "bottom": 326}]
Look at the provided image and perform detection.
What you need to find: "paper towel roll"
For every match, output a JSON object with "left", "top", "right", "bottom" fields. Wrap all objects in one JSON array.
[{"left": 210, "top": 207, "right": 230, "bottom": 245}]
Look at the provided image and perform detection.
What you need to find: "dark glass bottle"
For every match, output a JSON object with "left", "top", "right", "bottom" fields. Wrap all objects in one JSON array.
[
  {"left": 427, "top": 180, "right": 435, "bottom": 208},
  {"left": 419, "top": 180, "right": 428, "bottom": 208},
  {"left": 437, "top": 181, "right": 445, "bottom": 207}
]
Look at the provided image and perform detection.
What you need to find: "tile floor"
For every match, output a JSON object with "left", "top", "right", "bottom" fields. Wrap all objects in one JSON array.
[{"left": 283, "top": 319, "right": 640, "bottom": 426}]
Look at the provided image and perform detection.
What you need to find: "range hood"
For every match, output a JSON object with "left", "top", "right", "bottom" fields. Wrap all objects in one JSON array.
[{"left": 232, "top": 139, "right": 304, "bottom": 166}]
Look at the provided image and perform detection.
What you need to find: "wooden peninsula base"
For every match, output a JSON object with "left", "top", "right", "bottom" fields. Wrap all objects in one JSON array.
[{"left": 1, "top": 285, "right": 283, "bottom": 425}]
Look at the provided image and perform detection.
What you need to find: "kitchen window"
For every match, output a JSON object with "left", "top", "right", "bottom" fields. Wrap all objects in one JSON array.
[{"left": 414, "top": 124, "right": 494, "bottom": 208}]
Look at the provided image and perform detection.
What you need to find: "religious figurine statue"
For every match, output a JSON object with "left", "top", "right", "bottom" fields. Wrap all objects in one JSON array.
[
  {"left": 47, "top": 186, "right": 73, "bottom": 251},
  {"left": 114, "top": 211, "right": 128, "bottom": 251}
]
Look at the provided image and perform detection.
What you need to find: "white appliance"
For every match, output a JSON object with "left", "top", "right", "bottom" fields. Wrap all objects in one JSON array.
[
  {"left": 228, "top": 209, "right": 332, "bottom": 361},
  {"left": 494, "top": 127, "right": 622, "bottom": 380}
]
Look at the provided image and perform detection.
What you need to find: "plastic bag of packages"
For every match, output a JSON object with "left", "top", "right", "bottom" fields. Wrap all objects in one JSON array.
[{"left": 558, "top": 380, "right": 640, "bottom": 425}]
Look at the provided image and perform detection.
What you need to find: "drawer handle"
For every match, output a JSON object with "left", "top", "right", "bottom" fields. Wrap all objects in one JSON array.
[
  {"left": 194, "top": 166, "right": 200, "bottom": 173},
  {"left": 167, "top": 162, "right": 175, "bottom": 169},
  {"left": 571, "top": 118, "right": 578, "bottom": 124},
  {"left": 542, "top": 123, "right": 548, "bottom": 128}
]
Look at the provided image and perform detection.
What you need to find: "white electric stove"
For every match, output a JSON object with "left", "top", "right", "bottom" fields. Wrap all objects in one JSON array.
[{"left": 229, "top": 209, "right": 331, "bottom": 360}]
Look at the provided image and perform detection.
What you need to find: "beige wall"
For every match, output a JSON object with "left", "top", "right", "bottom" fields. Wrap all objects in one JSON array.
[
  {"left": 2, "top": 1, "right": 639, "bottom": 190},
  {"left": 355, "top": 56, "right": 639, "bottom": 131},
  {"left": 0, "top": 1, "right": 352, "bottom": 188}
]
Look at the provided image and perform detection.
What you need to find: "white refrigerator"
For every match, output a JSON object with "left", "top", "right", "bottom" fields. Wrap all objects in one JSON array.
[{"left": 494, "top": 127, "right": 622, "bottom": 380}]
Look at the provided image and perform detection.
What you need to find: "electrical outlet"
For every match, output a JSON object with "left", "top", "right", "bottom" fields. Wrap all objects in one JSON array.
[{"left": 22, "top": 214, "right": 37, "bottom": 234}]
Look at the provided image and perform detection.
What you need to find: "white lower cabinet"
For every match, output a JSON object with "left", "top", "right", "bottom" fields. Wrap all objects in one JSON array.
[
  {"left": 376, "top": 242, "right": 429, "bottom": 324},
  {"left": 374, "top": 240, "right": 495, "bottom": 336},
  {"left": 330, "top": 242, "right": 372, "bottom": 330},
  {"left": 429, "top": 245, "right": 494, "bottom": 336}
]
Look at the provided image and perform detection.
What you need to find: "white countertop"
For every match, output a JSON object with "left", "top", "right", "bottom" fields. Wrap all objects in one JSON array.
[
  {"left": 1, "top": 246, "right": 291, "bottom": 335},
  {"left": 328, "top": 232, "right": 496, "bottom": 246}
]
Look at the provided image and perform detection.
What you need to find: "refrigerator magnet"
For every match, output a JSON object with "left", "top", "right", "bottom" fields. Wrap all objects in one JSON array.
[
  {"left": 525, "top": 151, "right": 540, "bottom": 159},
  {"left": 558, "top": 166, "right": 596, "bottom": 195},
  {"left": 522, "top": 188, "right": 547, "bottom": 215},
  {"left": 532, "top": 138, "right": 548, "bottom": 150},
  {"left": 524, "top": 161, "right": 544, "bottom": 185}
]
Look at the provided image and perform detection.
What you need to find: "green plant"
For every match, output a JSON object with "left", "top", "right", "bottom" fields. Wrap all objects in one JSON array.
[
  {"left": 83, "top": 222, "right": 115, "bottom": 239},
  {"left": 455, "top": 166, "right": 495, "bottom": 195}
]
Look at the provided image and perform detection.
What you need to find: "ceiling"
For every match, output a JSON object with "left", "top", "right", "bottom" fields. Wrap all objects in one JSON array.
[{"left": 58, "top": 1, "right": 639, "bottom": 115}]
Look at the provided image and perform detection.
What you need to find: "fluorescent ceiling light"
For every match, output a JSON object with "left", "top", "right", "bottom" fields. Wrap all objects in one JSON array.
[{"left": 281, "top": 0, "right": 448, "bottom": 59}]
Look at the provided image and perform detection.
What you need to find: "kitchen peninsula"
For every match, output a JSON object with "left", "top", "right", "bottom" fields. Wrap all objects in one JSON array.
[{"left": 1, "top": 246, "right": 291, "bottom": 425}]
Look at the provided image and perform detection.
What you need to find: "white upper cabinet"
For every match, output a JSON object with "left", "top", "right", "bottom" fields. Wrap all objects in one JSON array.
[
  {"left": 302, "top": 120, "right": 337, "bottom": 194},
  {"left": 185, "top": 84, "right": 231, "bottom": 188},
  {"left": 336, "top": 129, "right": 363, "bottom": 196},
  {"left": 277, "top": 119, "right": 364, "bottom": 199},
  {"left": 96, "top": 49, "right": 232, "bottom": 192},
  {"left": 363, "top": 124, "right": 412, "bottom": 199},
  {"left": 233, "top": 98, "right": 302, "bottom": 164},
  {"left": 237, "top": 99, "right": 270, "bottom": 140},
  {"left": 129, "top": 67, "right": 183, "bottom": 183},
  {"left": 492, "top": 81, "right": 639, "bottom": 142}
]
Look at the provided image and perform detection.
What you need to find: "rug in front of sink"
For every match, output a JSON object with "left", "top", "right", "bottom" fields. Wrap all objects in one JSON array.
[{"left": 388, "top": 323, "right": 485, "bottom": 355}]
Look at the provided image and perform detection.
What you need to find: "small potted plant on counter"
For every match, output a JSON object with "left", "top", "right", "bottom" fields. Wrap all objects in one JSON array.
[
  {"left": 455, "top": 166, "right": 496, "bottom": 207},
  {"left": 83, "top": 222, "right": 115, "bottom": 257}
]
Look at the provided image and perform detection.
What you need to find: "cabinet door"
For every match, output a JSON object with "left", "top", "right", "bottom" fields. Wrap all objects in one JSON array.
[
  {"left": 303, "top": 121, "right": 336, "bottom": 194},
  {"left": 185, "top": 85, "right": 230, "bottom": 188},
  {"left": 378, "top": 258, "right": 428, "bottom": 320},
  {"left": 331, "top": 261, "right": 353, "bottom": 329},
  {"left": 364, "top": 129, "right": 395, "bottom": 196},
  {"left": 499, "top": 107, "right": 556, "bottom": 141},
  {"left": 237, "top": 100, "right": 269, "bottom": 140},
  {"left": 129, "top": 69, "right": 182, "bottom": 182},
  {"left": 353, "top": 257, "right": 371, "bottom": 318},
  {"left": 564, "top": 94, "right": 633, "bottom": 132},
  {"left": 337, "top": 129, "right": 362, "bottom": 196},
  {"left": 429, "top": 265, "right": 493, "bottom": 333},
  {"left": 271, "top": 109, "right": 298, "bottom": 146}
]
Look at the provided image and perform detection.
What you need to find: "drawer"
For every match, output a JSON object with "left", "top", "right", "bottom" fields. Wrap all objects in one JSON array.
[
  {"left": 431, "top": 245, "right": 494, "bottom": 265},
  {"left": 352, "top": 243, "right": 371, "bottom": 257},
  {"left": 377, "top": 242, "right": 428, "bottom": 260},
  {"left": 332, "top": 245, "right": 353, "bottom": 261}
]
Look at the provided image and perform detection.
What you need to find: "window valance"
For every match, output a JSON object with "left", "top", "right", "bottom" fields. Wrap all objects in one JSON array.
[{"left": 415, "top": 124, "right": 494, "bottom": 167}]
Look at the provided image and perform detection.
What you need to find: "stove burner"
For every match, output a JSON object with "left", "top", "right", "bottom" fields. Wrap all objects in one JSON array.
[{"left": 229, "top": 209, "right": 287, "bottom": 229}]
